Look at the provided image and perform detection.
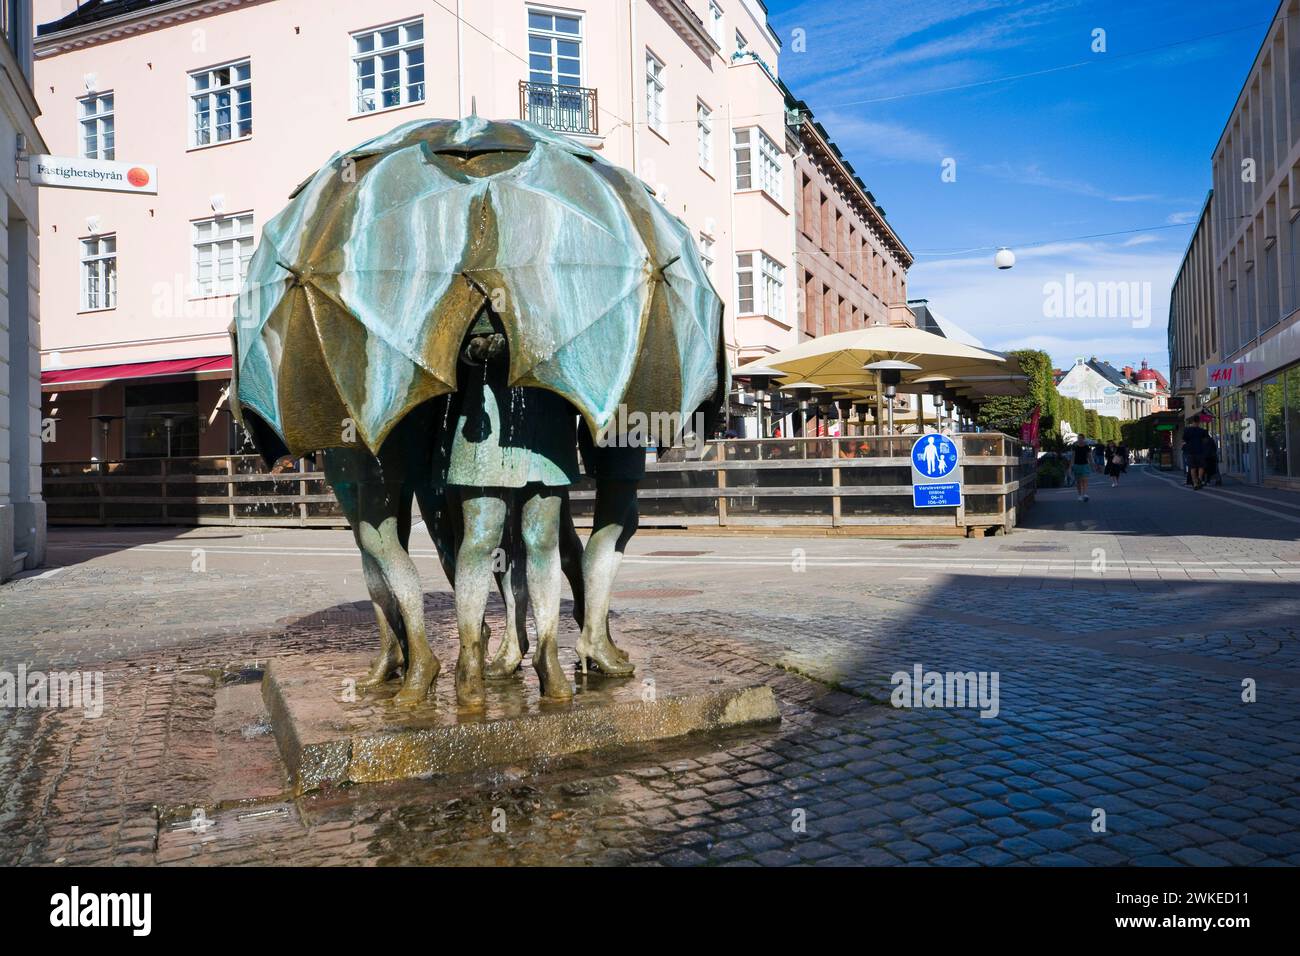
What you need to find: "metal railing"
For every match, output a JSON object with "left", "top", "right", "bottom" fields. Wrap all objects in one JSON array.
[
  {"left": 519, "top": 81, "right": 598, "bottom": 135},
  {"left": 42, "top": 434, "right": 1035, "bottom": 534}
]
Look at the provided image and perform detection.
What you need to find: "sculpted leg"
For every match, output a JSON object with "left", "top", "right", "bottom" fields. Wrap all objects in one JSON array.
[
  {"left": 357, "top": 508, "right": 440, "bottom": 708},
  {"left": 455, "top": 491, "right": 508, "bottom": 707},
  {"left": 559, "top": 493, "right": 586, "bottom": 628},
  {"left": 486, "top": 512, "right": 529, "bottom": 678},
  {"left": 575, "top": 480, "right": 637, "bottom": 676},
  {"left": 357, "top": 551, "right": 404, "bottom": 688},
  {"left": 521, "top": 489, "right": 572, "bottom": 700}
]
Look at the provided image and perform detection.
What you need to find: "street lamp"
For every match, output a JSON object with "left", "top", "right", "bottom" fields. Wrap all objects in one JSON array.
[{"left": 995, "top": 247, "right": 1016, "bottom": 270}]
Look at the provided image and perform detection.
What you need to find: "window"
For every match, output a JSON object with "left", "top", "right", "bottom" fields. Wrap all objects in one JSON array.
[
  {"left": 192, "top": 213, "right": 254, "bottom": 297},
  {"left": 698, "top": 233, "right": 715, "bottom": 280},
  {"left": 79, "top": 93, "right": 114, "bottom": 159},
  {"left": 708, "top": 1, "right": 724, "bottom": 46},
  {"left": 696, "top": 100, "right": 713, "bottom": 171},
  {"left": 734, "top": 129, "right": 752, "bottom": 189},
  {"left": 736, "top": 253, "right": 755, "bottom": 313},
  {"left": 733, "top": 127, "right": 781, "bottom": 200},
  {"left": 735, "top": 29, "right": 749, "bottom": 55},
  {"left": 736, "top": 252, "right": 785, "bottom": 319},
  {"left": 352, "top": 19, "right": 424, "bottom": 114},
  {"left": 528, "top": 10, "right": 581, "bottom": 87},
  {"left": 80, "top": 235, "right": 116, "bottom": 311},
  {"left": 190, "top": 60, "right": 251, "bottom": 146},
  {"left": 645, "top": 51, "right": 666, "bottom": 133}
]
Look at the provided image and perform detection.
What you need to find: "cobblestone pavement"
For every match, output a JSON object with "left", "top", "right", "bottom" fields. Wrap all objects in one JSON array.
[{"left": 2, "top": 465, "right": 1299, "bottom": 866}]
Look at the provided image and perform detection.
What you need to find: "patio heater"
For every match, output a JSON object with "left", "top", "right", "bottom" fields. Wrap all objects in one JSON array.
[
  {"left": 735, "top": 365, "right": 781, "bottom": 439},
  {"left": 942, "top": 388, "right": 961, "bottom": 432},
  {"left": 781, "top": 382, "right": 817, "bottom": 437},
  {"left": 812, "top": 392, "right": 837, "bottom": 435},
  {"left": 153, "top": 411, "right": 188, "bottom": 458},
  {"left": 853, "top": 402, "right": 875, "bottom": 437},
  {"left": 926, "top": 379, "right": 949, "bottom": 431},
  {"left": 863, "top": 360, "right": 920, "bottom": 437},
  {"left": 89, "top": 414, "right": 125, "bottom": 465}
]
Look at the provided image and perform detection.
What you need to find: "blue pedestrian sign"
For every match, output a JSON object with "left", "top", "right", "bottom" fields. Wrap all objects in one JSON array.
[
  {"left": 910, "top": 434, "right": 962, "bottom": 509},
  {"left": 912, "top": 434, "right": 958, "bottom": 478}
]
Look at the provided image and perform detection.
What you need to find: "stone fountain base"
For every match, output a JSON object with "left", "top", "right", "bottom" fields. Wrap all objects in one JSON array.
[{"left": 262, "top": 632, "right": 779, "bottom": 793}]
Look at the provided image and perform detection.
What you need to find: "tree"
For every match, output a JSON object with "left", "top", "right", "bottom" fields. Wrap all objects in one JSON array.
[{"left": 976, "top": 349, "right": 1055, "bottom": 436}]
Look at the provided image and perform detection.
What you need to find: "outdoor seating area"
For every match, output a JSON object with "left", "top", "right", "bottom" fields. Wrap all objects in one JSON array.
[{"left": 41, "top": 432, "right": 1036, "bottom": 535}]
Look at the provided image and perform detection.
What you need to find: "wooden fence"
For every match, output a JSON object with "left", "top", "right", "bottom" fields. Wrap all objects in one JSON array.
[{"left": 42, "top": 433, "right": 1035, "bottom": 535}]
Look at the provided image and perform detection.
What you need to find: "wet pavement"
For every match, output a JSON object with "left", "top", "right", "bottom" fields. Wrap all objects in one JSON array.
[{"left": 2, "top": 465, "right": 1299, "bottom": 865}]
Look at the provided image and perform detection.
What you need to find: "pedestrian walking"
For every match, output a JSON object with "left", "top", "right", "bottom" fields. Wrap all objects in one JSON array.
[
  {"left": 1183, "top": 421, "right": 1209, "bottom": 489},
  {"left": 1204, "top": 433, "right": 1222, "bottom": 487},
  {"left": 1107, "top": 443, "right": 1128, "bottom": 487},
  {"left": 1072, "top": 435, "right": 1091, "bottom": 501}
]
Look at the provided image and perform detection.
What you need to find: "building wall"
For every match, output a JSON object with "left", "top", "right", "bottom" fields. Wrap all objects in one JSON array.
[
  {"left": 1202, "top": 0, "right": 1300, "bottom": 484},
  {"left": 1169, "top": 193, "right": 1217, "bottom": 413},
  {"left": 1056, "top": 361, "right": 1152, "bottom": 422},
  {"left": 792, "top": 120, "right": 911, "bottom": 344},
  {"left": 1, "top": 0, "right": 47, "bottom": 581},
  {"left": 33, "top": 0, "right": 795, "bottom": 456}
]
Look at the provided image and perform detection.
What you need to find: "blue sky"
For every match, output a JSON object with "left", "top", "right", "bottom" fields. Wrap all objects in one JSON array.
[{"left": 766, "top": 0, "right": 1280, "bottom": 375}]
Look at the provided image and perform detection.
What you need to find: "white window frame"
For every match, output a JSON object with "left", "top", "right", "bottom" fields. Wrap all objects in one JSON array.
[
  {"left": 527, "top": 8, "right": 584, "bottom": 88},
  {"left": 736, "top": 252, "right": 755, "bottom": 314},
  {"left": 735, "top": 29, "right": 749, "bottom": 55},
  {"left": 733, "top": 127, "right": 752, "bottom": 190},
  {"left": 696, "top": 100, "right": 713, "bottom": 171},
  {"left": 708, "top": 1, "right": 724, "bottom": 47},
  {"left": 191, "top": 213, "right": 255, "bottom": 298},
  {"left": 645, "top": 49, "right": 666, "bottom": 134},
  {"left": 80, "top": 234, "right": 117, "bottom": 312},
  {"left": 734, "top": 127, "right": 781, "bottom": 201},
  {"left": 79, "top": 92, "right": 114, "bottom": 160},
  {"left": 188, "top": 59, "right": 252, "bottom": 148},
  {"left": 351, "top": 18, "right": 425, "bottom": 115},
  {"left": 699, "top": 232, "right": 715, "bottom": 281},
  {"left": 761, "top": 252, "right": 786, "bottom": 322}
]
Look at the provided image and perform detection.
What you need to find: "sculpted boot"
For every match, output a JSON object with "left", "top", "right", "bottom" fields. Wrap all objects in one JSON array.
[
  {"left": 575, "top": 631, "right": 635, "bottom": 677},
  {"left": 456, "top": 642, "right": 485, "bottom": 708},
  {"left": 533, "top": 640, "right": 573, "bottom": 700}
]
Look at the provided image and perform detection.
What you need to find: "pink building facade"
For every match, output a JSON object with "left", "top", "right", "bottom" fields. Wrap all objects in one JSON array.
[{"left": 33, "top": 0, "right": 796, "bottom": 460}]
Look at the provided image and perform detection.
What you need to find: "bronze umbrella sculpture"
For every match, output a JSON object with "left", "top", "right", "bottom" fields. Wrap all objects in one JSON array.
[
  {"left": 231, "top": 115, "right": 722, "bottom": 456},
  {"left": 230, "top": 116, "right": 724, "bottom": 707}
]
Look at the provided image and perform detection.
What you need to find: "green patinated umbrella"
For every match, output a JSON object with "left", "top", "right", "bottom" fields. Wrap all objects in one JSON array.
[{"left": 231, "top": 116, "right": 723, "bottom": 456}]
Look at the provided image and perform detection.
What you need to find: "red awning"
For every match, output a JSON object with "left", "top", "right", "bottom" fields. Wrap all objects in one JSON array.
[{"left": 42, "top": 355, "right": 232, "bottom": 387}]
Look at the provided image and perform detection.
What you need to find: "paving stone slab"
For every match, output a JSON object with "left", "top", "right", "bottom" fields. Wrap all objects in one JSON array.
[{"left": 263, "top": 638, "right": 780, "bottom": 793}]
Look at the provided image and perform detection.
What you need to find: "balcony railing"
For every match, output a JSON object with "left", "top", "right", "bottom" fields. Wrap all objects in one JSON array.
[{"left": 520, "top": 81, "right": 598, "bottom": 136}]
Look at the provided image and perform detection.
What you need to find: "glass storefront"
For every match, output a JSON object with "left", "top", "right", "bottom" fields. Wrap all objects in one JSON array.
[
  {"left": 1262, "top": 375, "right": 1288, "bottom": 477},
  {"left": 1222, "top": 390, "right": 1247, "bottom": 475},
  {"left": 1289, "top": 366, "right": 1300, "bottom": 477}
]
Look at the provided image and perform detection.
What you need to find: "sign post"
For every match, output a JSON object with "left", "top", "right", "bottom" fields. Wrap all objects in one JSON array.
[{"left": 911, "top": 433, "right": 962, "bottom": 508}]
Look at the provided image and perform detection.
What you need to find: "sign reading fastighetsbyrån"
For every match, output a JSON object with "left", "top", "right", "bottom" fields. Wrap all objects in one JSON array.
[{"left": 29, "top": 154, "right": 158, "bottom": 194}]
